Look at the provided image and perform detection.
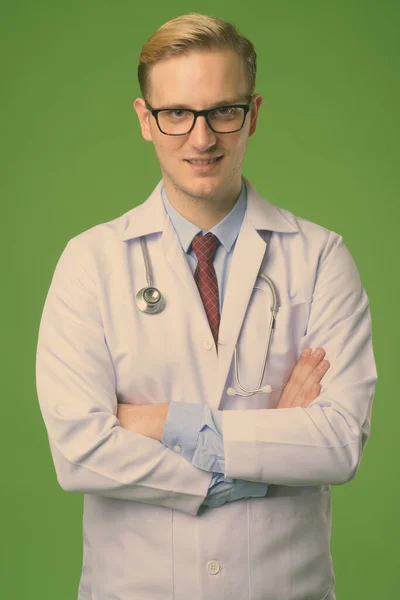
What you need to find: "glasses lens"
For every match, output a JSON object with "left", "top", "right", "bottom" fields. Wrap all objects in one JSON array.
[
  {"left": 208, "top": 107, "right": 245, "bottom": 133},
  {"left": 157, "top": 107, "right": 245, "bottom": 134},
  {"left": 158, "top": 110, "right": 194, "bottom": 135}
]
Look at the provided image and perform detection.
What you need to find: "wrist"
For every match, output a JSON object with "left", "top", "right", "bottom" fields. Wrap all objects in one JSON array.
[{"left": 123, "top": 403, "right": 169, "bottom": 441}]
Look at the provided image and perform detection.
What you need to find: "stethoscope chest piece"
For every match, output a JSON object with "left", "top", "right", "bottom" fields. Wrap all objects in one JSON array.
[{"left": 136, "top": 287, "right": 166, "bottom": 314}]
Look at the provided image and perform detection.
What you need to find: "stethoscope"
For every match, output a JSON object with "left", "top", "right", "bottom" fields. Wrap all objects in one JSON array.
[{"left": 135, "top": 231, "right": 279, "bottom": 397}]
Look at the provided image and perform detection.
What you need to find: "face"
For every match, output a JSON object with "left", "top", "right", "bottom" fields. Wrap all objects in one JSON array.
[{"left": 133, "top": 48, "right": 263, "bottom": 208}]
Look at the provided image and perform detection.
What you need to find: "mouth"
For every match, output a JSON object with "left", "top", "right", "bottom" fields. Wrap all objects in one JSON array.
[{"left": 184, "top": 155, "right": 224, "bottom": 172}]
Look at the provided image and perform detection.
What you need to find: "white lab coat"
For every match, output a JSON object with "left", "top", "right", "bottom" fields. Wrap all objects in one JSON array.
[{"left": 36, "top": 176, "right": 377, "bottom": 600}]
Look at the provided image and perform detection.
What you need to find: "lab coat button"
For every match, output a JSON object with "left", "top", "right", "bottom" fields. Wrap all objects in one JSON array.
[
  {"left": 203, "top": 338, "right": 214, "bottom": 350},
  {"left": 206, "top": 560, "right": 221, "bottom": 575},
  {"left": 173, "top": 445, "right": 182, "bottom": 453}
]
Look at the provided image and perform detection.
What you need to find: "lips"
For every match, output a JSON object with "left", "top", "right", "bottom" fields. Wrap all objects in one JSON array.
[{"left": 185, "top": 156, "right": 223, "bottom": 164}]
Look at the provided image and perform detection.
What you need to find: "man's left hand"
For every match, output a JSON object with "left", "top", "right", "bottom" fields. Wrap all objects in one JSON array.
[{"left": 116, "top": 403, "right": 169, "bottom": 441}]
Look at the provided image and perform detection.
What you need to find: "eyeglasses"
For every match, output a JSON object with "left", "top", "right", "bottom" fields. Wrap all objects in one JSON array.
[{"left": 145, "top": 96, "right": 253, "bottom": 136}]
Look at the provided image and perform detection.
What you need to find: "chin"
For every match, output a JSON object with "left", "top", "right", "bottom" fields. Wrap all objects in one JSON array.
[
  {"left": 186, "top": 172, "right": 223, "bottom": 186},
  {"left": 164, "top": 167, "right": 225, "bottom": 199},
  {"left": 184, "top": 180, "right": 221, "bottom": 198}
]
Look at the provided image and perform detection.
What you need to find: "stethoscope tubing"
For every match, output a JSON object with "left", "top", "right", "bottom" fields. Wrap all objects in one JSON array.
[
  {"left": 135, "top": 231, "right": 279, "bottom": 396},
  {"left": 230, "top": 275, "right": 279, "bottom": 396}
]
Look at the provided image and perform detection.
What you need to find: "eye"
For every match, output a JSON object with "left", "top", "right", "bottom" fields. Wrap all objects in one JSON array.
[
  {"left": 217, "top": 107, "right": 234, "bottom": 115},
  {"left": 166, "top": 109, "right": 186, "bottom": 118}
]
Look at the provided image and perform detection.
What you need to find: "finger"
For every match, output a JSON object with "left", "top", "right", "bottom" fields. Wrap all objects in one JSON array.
[
  {"left": 276, "top": 348, "right": 313, "bottom": 408},
  {"left": 290, "top": 381, "right": 319, "bottom": 409},
  {"left": 294, "top": 361, "right": 330, "bottom": 408},
  {"left": 291, "top": 382, "right": 320, "bottom": 408},
  {"left": 300, "top": 359, "right": 329, "bottom": 398},
  {"left": 282, "top": 348, "right": 326, "bottom": 408},
  {"left": 304, "top": 358, "right": 330, "bottom": 390},
  {"left": 309, "top": 382, "right": 322, "bottom": 404},
  {"left": 292, "top": 348, "right": 326, "bottom": 388}
]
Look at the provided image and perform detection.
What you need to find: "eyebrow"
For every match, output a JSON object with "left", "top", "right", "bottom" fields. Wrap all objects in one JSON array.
[{"left": 158, "top": 98, "right": 249, "bottom": 110}]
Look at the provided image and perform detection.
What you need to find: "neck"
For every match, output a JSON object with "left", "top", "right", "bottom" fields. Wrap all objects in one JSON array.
[{"left": 163, "top": 177, "right": 242, "bottom": 231}]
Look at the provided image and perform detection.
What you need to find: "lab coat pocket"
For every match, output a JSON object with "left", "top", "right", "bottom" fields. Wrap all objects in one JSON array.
[{"left": 249, "top": 487, "right": 334, "bottom": 600}]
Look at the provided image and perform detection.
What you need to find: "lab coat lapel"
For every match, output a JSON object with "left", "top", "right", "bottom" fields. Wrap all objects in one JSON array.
[
  {"left": 213, "top": 176, "right": 299, "bottom": 410},
  {"left": 122, "top": 181, "right": 226, "bottom": 337},
  {"left": 213, "top": 216, "right": 268, "bottom": 410},
  {"left": 161, "top": 207, "right": 272, "bottom": 413}
]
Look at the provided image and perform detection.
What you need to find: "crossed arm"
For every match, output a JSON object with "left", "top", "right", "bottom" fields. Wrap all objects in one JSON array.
[
  {"left": 36, "top": 233, "right": 377, "bottom": 516},
  {"left": 116, "top": 346, "right": 331, "bottom": 442}
]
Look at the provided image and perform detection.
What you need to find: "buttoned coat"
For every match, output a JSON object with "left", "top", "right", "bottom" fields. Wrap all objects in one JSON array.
[{"left": 36, "top": 176, "right": 377, "bottom": 600}]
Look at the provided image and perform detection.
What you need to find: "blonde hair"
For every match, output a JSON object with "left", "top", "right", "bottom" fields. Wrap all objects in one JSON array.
[{"left": 138, "top": 13, "right": 257, "bottom": 102}]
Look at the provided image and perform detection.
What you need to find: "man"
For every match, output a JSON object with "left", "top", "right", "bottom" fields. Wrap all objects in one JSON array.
[{"left": 36, "top": 13, "right": 377, "bottom": 600}]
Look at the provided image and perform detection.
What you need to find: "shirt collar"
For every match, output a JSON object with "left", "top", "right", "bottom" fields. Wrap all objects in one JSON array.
[
  {"left": 161, "top": 180, "right": 247, "bottom": 253},
  {"left": 120, "top": 175, "right": 299, "bottom": 242}
]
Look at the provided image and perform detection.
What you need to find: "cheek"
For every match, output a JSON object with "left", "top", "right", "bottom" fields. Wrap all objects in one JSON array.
[
  {"left": 156, "top": 140, "right": 181, "bottom": 162},
  {"left": 228, "top": 144, "right": 246, "bottom": 166},
  {"left": 153, "top": 143, "right": 171, "bottom": 166},
  {"left": 228, "top": 132, "right": 247, "bottom": 155}
]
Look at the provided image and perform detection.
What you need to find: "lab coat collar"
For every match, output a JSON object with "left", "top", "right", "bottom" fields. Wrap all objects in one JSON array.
[{"left": 120, "top": 176, "right": 299, "bottom": 241}]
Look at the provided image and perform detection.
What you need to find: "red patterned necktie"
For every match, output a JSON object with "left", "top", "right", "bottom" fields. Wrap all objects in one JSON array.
[{"left": 191, "top": 232, "right": 220, "bottom": 349}]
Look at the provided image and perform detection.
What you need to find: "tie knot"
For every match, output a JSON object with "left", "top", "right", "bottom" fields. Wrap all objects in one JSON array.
[{"left": 191, "top": 232, "right": 219, "bottom": 263}]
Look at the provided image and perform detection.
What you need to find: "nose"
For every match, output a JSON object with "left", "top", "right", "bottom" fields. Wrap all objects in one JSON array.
[{"left": 188, "top": 115, "right": 217, "bottom": 150}]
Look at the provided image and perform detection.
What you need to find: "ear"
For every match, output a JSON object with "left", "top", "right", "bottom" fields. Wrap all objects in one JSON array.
[
  {"left": 248, "top": 94, "right": 263, "bottom": 137},
  {"left": 133, "top": 98, "right": 153, "bottom": 142}
]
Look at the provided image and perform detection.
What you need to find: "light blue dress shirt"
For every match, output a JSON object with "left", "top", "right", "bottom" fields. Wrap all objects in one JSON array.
[{"left": 160, "top": 180, "right": 268, "bottom": 508}]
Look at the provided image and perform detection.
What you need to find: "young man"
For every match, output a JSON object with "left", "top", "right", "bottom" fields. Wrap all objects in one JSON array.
[{"left": 36, "top": 13, "right": 377, "bottom": 600}]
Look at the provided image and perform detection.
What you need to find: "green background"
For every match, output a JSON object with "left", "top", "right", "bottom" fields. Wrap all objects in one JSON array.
[{"left": 2, "top": 0, "right": 398, "bottom": 598}]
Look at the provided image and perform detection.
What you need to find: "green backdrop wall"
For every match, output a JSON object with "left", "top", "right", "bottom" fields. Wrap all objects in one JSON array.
[{"left": 3, "top": 1, "right": 398, "bottom": 598}]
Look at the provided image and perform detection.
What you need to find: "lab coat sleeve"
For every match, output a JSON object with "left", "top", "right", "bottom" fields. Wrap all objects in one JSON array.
[
  {"left": 221, "top": 232, "right": 378, "bottom": 486},
  {"left": 35, "top": 238, "right": 212, "bottom": 517}
]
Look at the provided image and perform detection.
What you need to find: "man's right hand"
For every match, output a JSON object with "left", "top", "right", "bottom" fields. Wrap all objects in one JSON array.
[{"left": 276, "top": 347, "right": 330, "bottom": 409}]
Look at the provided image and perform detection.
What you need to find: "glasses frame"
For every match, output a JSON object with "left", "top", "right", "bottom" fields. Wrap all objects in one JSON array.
[{"left": 145, "top": 95, "right": 254, "bottom": 136}]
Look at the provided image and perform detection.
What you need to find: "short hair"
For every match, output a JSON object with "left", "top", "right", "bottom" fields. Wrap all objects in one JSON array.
[{"left": 137, "top": 13, "right": 257, "bottom": 103}]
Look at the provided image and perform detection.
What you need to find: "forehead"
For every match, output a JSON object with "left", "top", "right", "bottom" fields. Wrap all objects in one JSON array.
[{"left": 148, "top": 49, "right": 249, "bottom": 108}]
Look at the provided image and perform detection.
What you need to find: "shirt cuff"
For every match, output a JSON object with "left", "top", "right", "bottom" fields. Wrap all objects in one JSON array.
[
  {"left": 229, "top": 480, "right": 268, "bottom": 503},
  {"left": 202, "top": 478, "right": 268, "bottom": 509},
  {"left": 210, "top": 471, "right": 233, "bottom": 488},
  {"left": 201, "top": 477, "right": 234, "bottom": 508},
  {"left": 161, "top": 401, "right": 205, "bottom": 463},
  {"left": 192, "top": 407, "right": 225, "bottom": 474}
]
